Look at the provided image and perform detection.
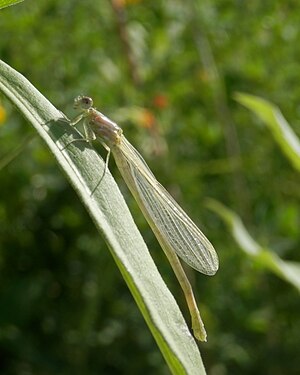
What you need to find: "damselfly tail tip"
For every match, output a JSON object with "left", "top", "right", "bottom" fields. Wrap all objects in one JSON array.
[{"left": 193, "top": 322, "right": 207, "bottom": 342}]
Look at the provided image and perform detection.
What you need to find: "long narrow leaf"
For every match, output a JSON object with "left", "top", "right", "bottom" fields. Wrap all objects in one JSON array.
[
  {"left": 0, "top": 0, "right": 24, "bottom": 10},
  {"left": 235, "top": 92, "right": 300, "bottom": 171},
  {"left": 0, "top": 59, "right": 206, "bottom": 374},
  {"left": 206, "top": 199, "right": 300, "bottom": 292}
]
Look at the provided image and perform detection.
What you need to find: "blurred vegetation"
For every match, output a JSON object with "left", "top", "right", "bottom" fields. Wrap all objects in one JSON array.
[{"left": 0, "top": 0, "right": 299, "bottom": 374}]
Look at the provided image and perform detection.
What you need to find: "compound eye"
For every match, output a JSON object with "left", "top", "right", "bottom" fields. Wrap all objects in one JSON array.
[
  {"left": 74, "top": 96, "right": 93, "bottom": 109},
  {"left": 81, "top": 96, "right": 93, "bottom": 108}
]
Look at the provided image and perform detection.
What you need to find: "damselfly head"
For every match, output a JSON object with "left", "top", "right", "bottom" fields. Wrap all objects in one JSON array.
[{"left": 74, "top": 96, "right": 93, "bottom": 110}]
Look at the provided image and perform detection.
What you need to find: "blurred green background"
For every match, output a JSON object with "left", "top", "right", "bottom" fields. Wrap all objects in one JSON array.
[{"left": 0, "top": 0, "right": 299, "bottom": 374}]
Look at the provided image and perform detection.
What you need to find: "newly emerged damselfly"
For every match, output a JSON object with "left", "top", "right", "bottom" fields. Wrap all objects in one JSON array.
[{"left": 68, "top": 96, "right": 219, "bottom": 341}]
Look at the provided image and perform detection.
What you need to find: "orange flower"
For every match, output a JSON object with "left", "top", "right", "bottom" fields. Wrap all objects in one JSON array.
[
  {"left": 114, "top": 0, "right": 142, "bottom": 7},
  {"left": 139, "top": 109, "right": 156, "bottom": 129},
  {"left": 153, "top": 94, "right": 169, "bottom": 109},
  {"left": 0, "top": 104, "right": 7, "bottom": 124}
]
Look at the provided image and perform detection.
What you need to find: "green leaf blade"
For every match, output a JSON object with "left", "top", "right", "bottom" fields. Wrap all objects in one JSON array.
[
  {"left": 235, "top": 92, "right": 300, "bottom": 171},
  {"left": 206, "top": 198, "right": 300, "bottom": 292},
  {"left": 0, "top": 0, "right": 24, "bottom": 10},
  {"left": 0, "top": 59, "right": 206, "bottom": 375}
]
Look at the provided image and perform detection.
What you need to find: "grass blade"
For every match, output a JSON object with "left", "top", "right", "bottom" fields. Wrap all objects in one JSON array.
[
  {"left": 235, "top": 92, "right": 300, "bottom": 171},
  {"left": 0, "top": 59, "right": 206, "bottom": 374},
  {"left": 0, "top": 0, "right": 24, "bottom": 10},
  {"left": 206, "top": 198, "right": 300, "bottom": 292}
]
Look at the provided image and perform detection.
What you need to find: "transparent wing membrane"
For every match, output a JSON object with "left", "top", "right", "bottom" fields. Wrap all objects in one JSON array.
[{"left": 114, "top": 137, "right": 219, "bottom": 275}]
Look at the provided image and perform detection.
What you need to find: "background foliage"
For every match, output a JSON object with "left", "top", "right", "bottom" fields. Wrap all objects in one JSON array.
[{"left": 0, "top": 1, "right": 299, "bottom": 374}]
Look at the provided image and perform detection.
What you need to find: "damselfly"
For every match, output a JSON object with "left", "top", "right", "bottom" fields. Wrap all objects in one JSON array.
[{"left": 69, "top": 96, "right": 219, "bottom": 341}]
